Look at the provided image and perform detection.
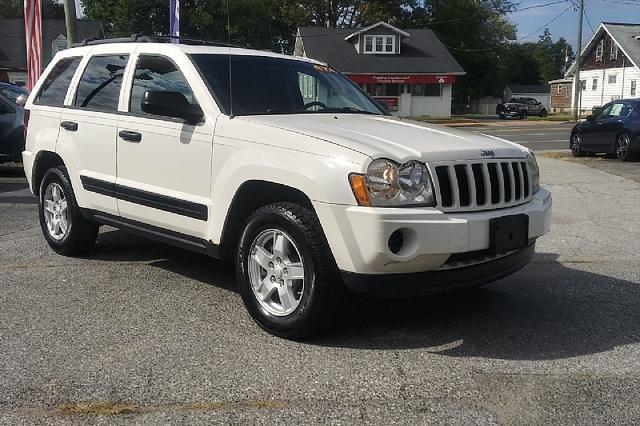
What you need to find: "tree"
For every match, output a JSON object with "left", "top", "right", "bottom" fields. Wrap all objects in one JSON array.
[
  {"left": 423, "top": 0, "right": 518, "bottom": 99},
  {"left": 0, "top": 0, "right": 65, "bottom": 18}
]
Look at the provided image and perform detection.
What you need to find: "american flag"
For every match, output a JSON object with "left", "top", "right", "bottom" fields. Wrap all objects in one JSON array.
[
  {"left": 170, "top": 0, "right": 180, "bottom": 41},
  {"left": 24, "top": 0, "right": 42, "bottom": 91}
]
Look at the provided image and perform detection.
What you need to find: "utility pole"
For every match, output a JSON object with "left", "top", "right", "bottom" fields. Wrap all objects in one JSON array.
[
  {"left": 63, "top": 0, "right": 77, "bottom": 47},
  {"left": 573, "top": 0, "right": 584, "bottom": 121}
]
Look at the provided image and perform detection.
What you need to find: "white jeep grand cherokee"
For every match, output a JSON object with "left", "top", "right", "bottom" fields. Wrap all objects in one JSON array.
[{"left": 23, "top": 38, "right": 551, "bottom": 338}]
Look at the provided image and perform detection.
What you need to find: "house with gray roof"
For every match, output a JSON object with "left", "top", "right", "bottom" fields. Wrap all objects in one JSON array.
[
  {"left": 0, "top": 18, "right": 104, "bottom": 86},
  {"left": 294, "top": 22, "right": 465, "bottom": 117},
  {"left": 567, "top": 22, "right": 640, "bottom": 113}
]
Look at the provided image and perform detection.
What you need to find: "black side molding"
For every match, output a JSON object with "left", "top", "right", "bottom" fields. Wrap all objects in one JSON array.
[
  {"left": 80, "top": 176, "right": 208, "bottom": 221},
  {"left": 80, "top": 176, "right": 115, "bottom": 197},
  {"left": 83, "top": 209, "right": 220, "bottom": 258}
]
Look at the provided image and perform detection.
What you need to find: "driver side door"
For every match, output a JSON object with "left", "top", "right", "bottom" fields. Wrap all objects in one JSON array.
[
  {"left": 116, "top": 53, "right": 215, "bottom": 238},
  {"left": 581, "top": 103, "right": 612, "bottom": 149}
]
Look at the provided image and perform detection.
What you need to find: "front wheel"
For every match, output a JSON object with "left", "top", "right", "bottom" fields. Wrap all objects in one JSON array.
[
  {"left": 38, "top": 167, "right": 99, "bottom": 255},
  {"left": 616, "top": 133, "right": 633, "bottom": 161},
  {"left": 236, "top": 203, "right": 345, "bottom": 339},
  {"left": 571, "top": 132, "right": 585, "bottom": 157}
]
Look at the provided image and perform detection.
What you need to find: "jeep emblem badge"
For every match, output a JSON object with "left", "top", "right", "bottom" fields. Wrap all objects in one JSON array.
[{"left": 481, "top": 150, "right": 495, "bottom": 157}]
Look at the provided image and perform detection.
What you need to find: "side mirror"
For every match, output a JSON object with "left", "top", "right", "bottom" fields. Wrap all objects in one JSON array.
[
  {"left": 586, "top": 114, "right": 594, "bottom": 121},
  {"left": 141, "top": 91, "right": 204, "bottom": 124}
]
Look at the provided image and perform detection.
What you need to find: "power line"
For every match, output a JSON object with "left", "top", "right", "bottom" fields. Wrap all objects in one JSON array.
[
  {"left": 516, "top": 5, "right": 573, "bottom": 40},
  {"left": 510, "top": 0, "right": 570, "bottom": 13}
]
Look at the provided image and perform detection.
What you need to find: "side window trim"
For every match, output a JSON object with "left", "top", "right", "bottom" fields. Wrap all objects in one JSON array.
[
  {"left": 64, "top": 51, "right": 92, "bottom": 107},
  {"left": 71, "top": 53, "right": 131, "bottom": 113},
  {"left": 125, "top": 53, "right": 201, "bottom": 123}
]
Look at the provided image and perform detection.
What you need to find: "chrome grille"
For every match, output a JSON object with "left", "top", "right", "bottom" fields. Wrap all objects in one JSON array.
[{"left": 431, "top": 160, "right": 531, "bottom": 212}]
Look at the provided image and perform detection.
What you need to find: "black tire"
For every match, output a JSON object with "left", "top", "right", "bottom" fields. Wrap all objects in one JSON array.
[
  {"left": 236, "top": 202, "right": 346, "bottom": 339},
  {"left": 570, "top": 132, "right": 585, "bottom": 157},
  {"left": 615, "top": 133, "right": 633, "bottom": 162},
  {"left": 38, "top": 166, "right": 99, "bottom": 255},
  {"left": 540, "top": 109, "right": 547, "bottom": 118}
]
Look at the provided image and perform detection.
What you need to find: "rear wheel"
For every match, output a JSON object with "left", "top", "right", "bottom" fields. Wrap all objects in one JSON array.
[
  {"left": 615, "top": 133, "right": 633, "bottom": 161},
  {"left": 38, "top": 167, "right": 99, "bottom": 255},
  {"left": 540, "top": 108, "right": 548, "bottom": 117},
  {"left": 571, "top": 132, "right": 585, "bottom": 157},
  {"left": 236, "top": 202, "right": 345, "bottom": 339}
]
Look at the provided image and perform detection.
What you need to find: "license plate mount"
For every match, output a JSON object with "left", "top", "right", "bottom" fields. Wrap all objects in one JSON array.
[{"left": 490, "top": 214, "right": 529, "bottom": 254}]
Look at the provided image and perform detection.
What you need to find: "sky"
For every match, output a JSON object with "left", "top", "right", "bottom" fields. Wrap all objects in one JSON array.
[{"left": 509, "top": 0, "right": 640, "bottom": 51}]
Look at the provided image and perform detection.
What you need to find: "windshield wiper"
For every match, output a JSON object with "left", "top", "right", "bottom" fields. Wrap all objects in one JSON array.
[{"left": 338, "top": 107, "right": 379, "bottom": 115}]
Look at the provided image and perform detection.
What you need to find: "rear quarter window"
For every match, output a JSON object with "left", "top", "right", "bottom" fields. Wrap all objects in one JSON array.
[{"left": 34, "top": 57, "right": 82, "bottom": 106}]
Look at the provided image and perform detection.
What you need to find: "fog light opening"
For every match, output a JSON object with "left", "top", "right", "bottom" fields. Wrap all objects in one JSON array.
[{"left": 388, "top": 230, "right": 404, "bottom": 254}]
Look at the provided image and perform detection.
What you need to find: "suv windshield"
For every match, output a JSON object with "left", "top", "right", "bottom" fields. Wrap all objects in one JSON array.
[{"left": 190, "top": 54, "right": 382, "bottom": 116}]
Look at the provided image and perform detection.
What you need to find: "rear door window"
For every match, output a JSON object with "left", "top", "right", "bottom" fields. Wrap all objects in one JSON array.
[
  {"left": 74, "top": 55, "right": 129, "bottom": 112},
  {"left": 34, "top": 57, "right": 81, "bottom": 106},
  {"left": 129, "top": 55, "right": 197, "bottom": 117}
]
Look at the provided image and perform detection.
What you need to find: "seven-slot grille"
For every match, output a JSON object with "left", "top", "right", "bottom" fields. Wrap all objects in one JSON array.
[{"left": 431, "top": 160, "right": 531, "bottom": 212}]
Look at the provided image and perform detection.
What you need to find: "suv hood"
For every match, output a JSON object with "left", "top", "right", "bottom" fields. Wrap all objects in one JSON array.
[{"left": 241, "top": 114, "right": 530, "bottom": 162}]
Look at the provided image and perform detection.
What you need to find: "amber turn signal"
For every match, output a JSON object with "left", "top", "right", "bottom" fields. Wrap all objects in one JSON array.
[{"left": 349, "top": 174, "right": 371, "bottom": 207}]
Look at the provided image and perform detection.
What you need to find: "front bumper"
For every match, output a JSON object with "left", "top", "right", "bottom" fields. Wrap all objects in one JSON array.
[
  {"left": 313, "top": 188, "right": 551, "bottom": 275},
  {"left": 342, "top": 242, "right": 535, "bottom": 296}
]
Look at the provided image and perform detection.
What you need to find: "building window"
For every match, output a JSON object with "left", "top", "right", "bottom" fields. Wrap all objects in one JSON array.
[
  {"left": 631, "top": 80, "right": 637, "bottom": 96},
  {"left": 592, "top": 78, "right": 598, "bottom": 91},
  {"left": 375, "top": 36, "right": 384, "bottom": 52},
  {"left": 385, "top": 36, "right": 394, "bottom": 53},
  {"left": 595, "top": 39, "right": 604, "bottom": 62},
  {"left": 412, "top": 84, "right": 441, "bottom": 97},
  {"left": 608, "top": 74, "right": 617, "bottom": 84},
  {"left": 580, "top": 80, "right": 586, "bottom": 91},
  {"left": 610, "top": 42, "right": 619, "bottom": 60},
  {"left": 557, "top": 84, "right": 563, "bottom": 94},
  {"left": 365, "top": 36, "right": 373, "bottom": 52},
  {"left": 363, "top": 35, "right": 396, "bottom": 54}
]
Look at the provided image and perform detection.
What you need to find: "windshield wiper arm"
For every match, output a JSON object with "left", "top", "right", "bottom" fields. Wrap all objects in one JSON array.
[{"left": 338, "top": 107, "right": 379, "bottom": 115}]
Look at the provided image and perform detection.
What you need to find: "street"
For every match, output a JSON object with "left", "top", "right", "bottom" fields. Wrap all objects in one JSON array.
[
  {"left": 0, "top": 122, "right": 639, "bottom": 424},
  {"left": 464, "top": 120, "right": 574, "bottom": 152}
]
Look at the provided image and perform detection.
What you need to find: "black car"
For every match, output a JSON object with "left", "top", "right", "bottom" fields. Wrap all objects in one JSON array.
[
  {"left": 570, "top": 99, "right": 640, "bottom": 161},
  {"left": 0, "top": 82, "right": 28, "bottom": 163}
]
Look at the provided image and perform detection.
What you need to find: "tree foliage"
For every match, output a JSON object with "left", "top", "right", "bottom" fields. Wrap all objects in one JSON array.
[
  {"left": 0, "top": 0, "right": 65, "bottom": 18},
  {"left": 78, "top": 0, "right": 572, "bottom": 99}
]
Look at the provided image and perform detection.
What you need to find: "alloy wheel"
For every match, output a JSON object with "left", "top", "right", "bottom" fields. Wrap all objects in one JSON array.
[
  {"left": 43, "top": 182, "right": 69, "bottom": 241},
  {"left": 616, "top": 134, "right": 630, "bottom": 160},
  {"left": 248, "top": 229, "right": 305, "bottom": 317},
  {"left": 571, "top": 133, "right": 582, "bottom": 156}
]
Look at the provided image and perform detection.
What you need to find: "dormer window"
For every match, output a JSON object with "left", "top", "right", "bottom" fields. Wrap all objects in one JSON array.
[{"left": 364, "top": 35, "right": 396, "bottom": 54}]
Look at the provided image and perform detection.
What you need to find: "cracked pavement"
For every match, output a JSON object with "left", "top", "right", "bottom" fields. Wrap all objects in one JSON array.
[{"left": 0, "top": 156, "right": 639, "bottom": 424}]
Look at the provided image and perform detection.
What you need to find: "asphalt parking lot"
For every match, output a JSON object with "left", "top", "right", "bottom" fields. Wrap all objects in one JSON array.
[{"left": 1, "top": 125, "right": 639, "bottom": 424}]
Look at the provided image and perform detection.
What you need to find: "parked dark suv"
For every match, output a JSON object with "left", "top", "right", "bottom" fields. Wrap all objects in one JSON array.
[{"left": 0, "top": 82, "right": 28, "bottom": 163}]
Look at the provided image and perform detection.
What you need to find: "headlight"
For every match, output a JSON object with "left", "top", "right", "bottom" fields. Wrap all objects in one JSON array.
[
  {"left": 349, "top": 159, "right": 436, "bottom": 207},
  {"left": 527, "top": 153, "right": 540, "bottom": 194}
]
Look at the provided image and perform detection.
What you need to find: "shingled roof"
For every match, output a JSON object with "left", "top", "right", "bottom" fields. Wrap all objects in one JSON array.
[
  {"left": 0, "top": 19, "right": 104, "bottom": 71},
  {"left": 296, "top": 26, "right": 465, "bottom": 75}
]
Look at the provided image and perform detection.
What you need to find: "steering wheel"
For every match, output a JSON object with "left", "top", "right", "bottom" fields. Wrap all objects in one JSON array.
[{"left": 304, "top": 101, "right": 328, "bottom": 111}]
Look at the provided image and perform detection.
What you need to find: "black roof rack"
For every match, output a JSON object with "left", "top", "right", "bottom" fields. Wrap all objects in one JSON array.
[{"left": 73, "top": 33, "right": 244, "bottom": 48}]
